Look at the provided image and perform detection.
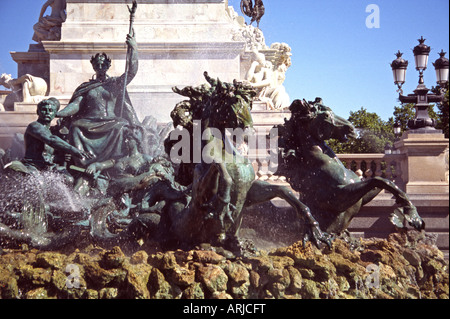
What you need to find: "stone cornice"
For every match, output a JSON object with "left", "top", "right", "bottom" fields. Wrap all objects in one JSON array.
[
  {"left": 10, "top": 51, "right": 49, "bottom": 63},
  {"left": 41, "top": 41, "right": 245, "bottom": 54}
]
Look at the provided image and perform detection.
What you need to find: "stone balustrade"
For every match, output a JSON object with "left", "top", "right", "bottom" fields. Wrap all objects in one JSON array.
[
  {"left": 336, "top": 153, "right": 404, "bottom": 182},
  {"left": 250, "top": 153, "right": 407, "bottom": 184}
]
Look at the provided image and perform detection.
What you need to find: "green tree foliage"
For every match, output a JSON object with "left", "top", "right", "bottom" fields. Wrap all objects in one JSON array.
[
  {"left": 392, "top": 103, "right": 416, "bottom": 132},
  {"left": 328, "top": 99, "right": 442, "bottom": 154},
  {"left": 432, "top": 83, "right": 449, "bottom": 138},
  {"left": 328, "top": 107, "right": 394, "bottom": 154}
]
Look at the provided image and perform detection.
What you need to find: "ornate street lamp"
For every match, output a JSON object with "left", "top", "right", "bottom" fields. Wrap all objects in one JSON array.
[
  {"left": 433, "top": 50, "right": 449, "bottom": 87},
  {"left": 413, "top": 36, "right": 431, "bottom": 75},
  {"left": 391, "top": 51, "right": 408, "bottom": 94},
  {"left": 391, "top": 37, "right": 447, "bottom": 131},
  {"left": 393, "top": 121, "right": 402, "bottom": 140}
]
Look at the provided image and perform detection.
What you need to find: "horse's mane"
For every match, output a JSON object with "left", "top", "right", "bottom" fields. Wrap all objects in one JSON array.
[
  {"left": 168, "top": 72, "right": 256, "bottom": 186},
  {"left": 277, "top": 98, "right": 322, "bottom": 153},
  {"left": 171, "top": 72, "right": 256, "bottom": 132}
]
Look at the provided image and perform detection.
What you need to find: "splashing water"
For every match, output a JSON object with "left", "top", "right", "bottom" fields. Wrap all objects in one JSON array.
[
  {"left": 0, "top": 170, "right": 93, "bottom": 242},
  {"left": 20, "top": 200, "right": 47, "bottom": 236}
]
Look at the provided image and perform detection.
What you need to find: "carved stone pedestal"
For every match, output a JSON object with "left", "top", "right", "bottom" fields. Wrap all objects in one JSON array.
[{"left": 395, "top": 130, "right": 449, "bottom": 194}]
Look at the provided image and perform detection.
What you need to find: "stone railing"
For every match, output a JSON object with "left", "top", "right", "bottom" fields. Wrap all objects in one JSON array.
[
  {"left": 250, "top": 153, "right": 405, "bottom": 184},
  {"left": 336, "top": 153, "right": 405, "bottom": 182}
]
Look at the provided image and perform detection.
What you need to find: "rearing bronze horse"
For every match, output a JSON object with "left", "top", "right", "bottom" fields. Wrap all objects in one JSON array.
[{"left": 275, "top": 98, "right": 425, "bottom": 236}]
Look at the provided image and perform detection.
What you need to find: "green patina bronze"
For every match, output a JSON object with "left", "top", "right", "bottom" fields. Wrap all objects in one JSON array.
[
  {"left": 159, "top": 73, "right": 333, "bottom": 251},
  {"left": 274, "top": 98, "right": 425, "bottom": 236},
  {"left": 0, "top": 1, "right": 425, "bottom": 253}
]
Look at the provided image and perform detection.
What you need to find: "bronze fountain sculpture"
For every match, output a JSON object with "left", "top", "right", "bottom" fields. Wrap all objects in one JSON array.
[
  {"left": 0, "top": 1, "right": 425, "bottom": 255},
  {"left": 274, "top": 98, "right": 425, "bottom": 236}
]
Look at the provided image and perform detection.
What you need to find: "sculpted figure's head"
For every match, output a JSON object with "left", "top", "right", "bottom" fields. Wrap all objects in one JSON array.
[
  {"left": 90, "top": 53, "right": 112, "bottom": 77},
  {"left": 37, "top": 97, "right": 60, "bottom": 124}
]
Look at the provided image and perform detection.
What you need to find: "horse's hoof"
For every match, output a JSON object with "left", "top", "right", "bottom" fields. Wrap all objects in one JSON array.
[
  {"left": 403, "top": 206, "right": 426, "bottom": 231},
  {"left": 321, "top": 233, "right": 334, "bottom": 249},
  {"left": 410, "top": 218, "right": 426, "bottom": 231},
  {"left": 304, "top": 227, "right": 334, "bottom": 249}
]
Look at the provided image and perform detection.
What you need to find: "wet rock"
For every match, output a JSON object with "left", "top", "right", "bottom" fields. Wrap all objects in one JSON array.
[
  {"left": 52, "top": 268, "right": 87, "bottom": 299},
  {"left": 193, "top": 250, "right": 226, "bottom": 264},
  {"left": 196, "top": 264, "right": 228, "bottom": 294},
  {"left": 402, "top": 248, "right": 422, "bottom": 267},
  {"left": 273, "top": 243, "right": 334, "bottom": 281},
  {"left": 148, "top": 268, "right": 169, "bottom": 298},
  {"left": 182, "top": 282, "right": 205, "bottom": 299},
  {"left": 249, "top": 270, "right": 261, "bottom": 288},
  {"left": 0, "top": 232, "right": 447, "bottom": 299},
  {"left": 360, "top": 250, "right": 384, "bottom": 264},
  {"left": 286, "top": 266, "right": 302, "bottom": 293},
  {"left": 298, "top": 268, "right": 315, "bottom": 279},
  {"left": 336, "top": 275, "right": 350, "bottom": 292},
  {"left": 25, "top": 287, "right": 54, "bottom": 299},
  {"left": 84, "top": 289, "right": 99, "bottom": 299},
  {"left": 331, "top": 239, "right": 361, "bottom": 262},
  {"left": 124, "top": 263, "right": 152, "bottom": 299},
  {"left": 224, "top": 262, "right": 251, "bottom": 298},
  {"left": 169, "top": 264, "right": 196, "bottom": 287},
  {"left": 77, "top": 253, "right": 127, "bottom": 289},
  {"left": 100, "top": 246, "right": 126, "bottom": 269},
  {"left": 211, "top": 291, "right": 233, "bottom": 299},
  {"left": 329, "top": 253, "right": 365, "bottom": 278},
  {"left": 35, "top": 252, "right": 65, "bottom": 270},
  {"left": 0, "top": 268, "right": 19, "bottom": 299},
  {"left": 148, "top": 251, "right": 177, "bottom": 270},
  {"left": 173, "top": 250, "right": 194, "bottom": 264},
  {"left": 99, "top": 287, "right": 119, "bottom": 299},
  {"left": 18, "top": 265, "right": 52, "bottom": 286},
  {"left": 271, "top": 256, "right": 294, "bottom": 269},
  {"left": 0, "top": 251, "right": 36, "bottom": 270},
  {"left": 148, "top": 268, "right": 180, "bottom": 299},
  {"left": 247, "top": 254, "right": 274, "bottom": 273},
  {"left": 224, "top": 261, "right": 250, "bottom": 285},
  {"left": 300, "top": 279, "right": 320, "bottom": 299},
  {"left": 130, "top": 251, "right": 149, "bottom": 265},
  {"left": 268, "top": 268, "right": 290, "bottom": 298}
]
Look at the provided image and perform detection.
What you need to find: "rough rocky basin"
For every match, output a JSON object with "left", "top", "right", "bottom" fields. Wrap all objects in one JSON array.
[{"left": 0, "top": 230, "right": 448, "bottom": 299}]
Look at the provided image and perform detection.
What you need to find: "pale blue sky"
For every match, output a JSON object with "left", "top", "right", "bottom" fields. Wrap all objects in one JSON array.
[{"left": 1, "top": 0, "right": 449, "bottom": 120}]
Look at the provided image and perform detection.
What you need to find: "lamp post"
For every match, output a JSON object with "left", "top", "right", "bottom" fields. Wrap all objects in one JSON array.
[
  {"left": 391, "top": 37, "right": 449, "bottom": 132},
  {"left": 393, "top": 121, "right": 402, "bottom": 140}
]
